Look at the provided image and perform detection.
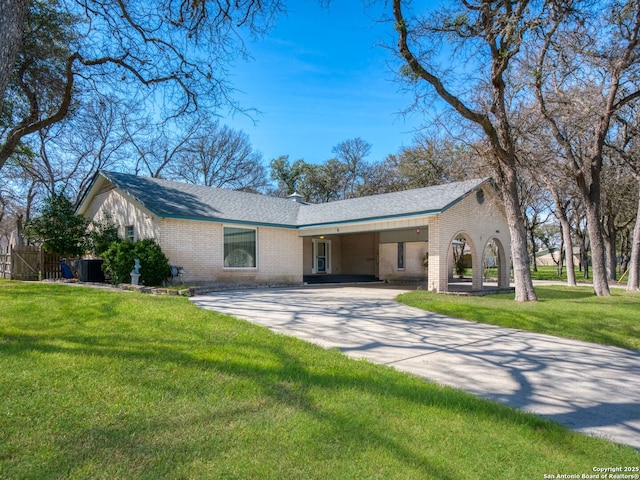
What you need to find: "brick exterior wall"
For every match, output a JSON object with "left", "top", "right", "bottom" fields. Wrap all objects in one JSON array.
[
  {"left": 340, "top": 233, "right": 377, "bottom": 275},
  {"left": 84, "top": 189, "right": 303, "bottom": 285},
  {"left": 159, "top": 219, "right": 303, "bottom": 285},
  {"left": 379, "top": 241, "right": 428, "bottom": 282},
  {"left": 427, "top": 186, "right": 511, "bottom": 292},
  {"left": 83, "top": 180, "right": 509, "bottom": 290},
  {"left": 84, "top": 188, "right": 159, "bottom": 240}
]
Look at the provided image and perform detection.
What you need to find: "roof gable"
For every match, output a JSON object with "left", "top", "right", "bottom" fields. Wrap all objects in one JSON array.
[
  {"left": 84, "top": 171, "right": 301, "bottom": 228},
  {"left": 79, "top": 171, "right": 491, "bottom": 228}
]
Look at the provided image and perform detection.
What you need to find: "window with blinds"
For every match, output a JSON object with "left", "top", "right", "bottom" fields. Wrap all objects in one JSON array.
[{"left": 223, "top": 227, "right": 257, "bottom": 268}]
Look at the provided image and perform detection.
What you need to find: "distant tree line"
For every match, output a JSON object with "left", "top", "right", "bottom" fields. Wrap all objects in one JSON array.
[{"left": 1, "top": 0, "right": 640, "bottom": 299}]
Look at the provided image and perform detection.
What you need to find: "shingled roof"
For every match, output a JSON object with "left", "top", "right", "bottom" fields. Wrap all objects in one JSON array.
[
  {"left": 297, "top": 178, "right": 489, "bottom": 227},
  {"left": 80, "top": 171, "right": 489, "bottom": 228},
  {"left": 96, "top": 171, "right": 301, "bottom": 227}
]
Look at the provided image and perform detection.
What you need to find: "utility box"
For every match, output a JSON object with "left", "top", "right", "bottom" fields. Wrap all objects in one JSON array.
[{"left": 78, "top": 259, "right": 105, "bottom": 283}]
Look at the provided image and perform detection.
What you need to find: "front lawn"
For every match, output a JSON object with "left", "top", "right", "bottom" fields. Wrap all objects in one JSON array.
[
  {"left": 398, "top": 286, "right": 640, "bottom": 351},
  {"left": 1, "top": 281, "right": 638, "bottom": 479}
]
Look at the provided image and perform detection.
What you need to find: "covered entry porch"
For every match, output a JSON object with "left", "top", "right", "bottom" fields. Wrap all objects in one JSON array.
[
  {"left": 297, "top": 183, "right": 511, "bottom": 293},
  {"left": 301, "top": 227, "right": 431, "bottom": 285},
  {"left": 300, "top": 226, "right": 510, "bottom": 292}
]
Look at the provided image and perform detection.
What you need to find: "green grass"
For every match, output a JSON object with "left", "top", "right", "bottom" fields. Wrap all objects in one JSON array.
[
  {"left": 481, "top": 265, "right": 592, "bottom": 282},
  {"left": 529, "top": 265, "right": 594, "bottom": 282},
  {"left": 398, "top": 286, "right": 640, "bottom": 351},
  {"left": 1, "top": 281, "right": 638, "bottom": 479}
]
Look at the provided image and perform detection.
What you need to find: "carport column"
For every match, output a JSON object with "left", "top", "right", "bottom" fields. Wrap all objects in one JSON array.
[
  {"left": 499, "top": 236, "right": 512, "bottom": 289},
  {"left": 471, "top": 239, "right": 482, "bottom": 291},
  {"left": 427, "top": 217, "right": 448, "bottom": 292}
]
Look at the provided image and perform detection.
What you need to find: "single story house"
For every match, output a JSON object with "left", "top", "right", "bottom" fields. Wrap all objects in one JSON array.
[
  {"left": 535, "top": 247, "right": 581, "bottom": 267},
  {"left": 77, "top": 170, "right": 511, "bottom": 292}
]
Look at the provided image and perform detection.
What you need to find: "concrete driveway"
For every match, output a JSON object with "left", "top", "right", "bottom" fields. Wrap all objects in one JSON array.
[{"left": 191, "top": 285, "right": 640, "bottom": 449}]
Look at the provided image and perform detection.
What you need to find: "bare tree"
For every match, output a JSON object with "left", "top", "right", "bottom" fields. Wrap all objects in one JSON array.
[
  {"left": 124, "top": 115, "right": 202, "bottom": 179},
  {"left": 169, "top": 121, "right": 268, "bottom": 192},
  {"left": 548, "top": 183, "right": 578, "bottom": 286},
  {"left": 332, "top": 137, "right": 372, "bottom": 199},
  {"left": 357, "top": 136, "right": 482, "bottom": 196},
  {"left": 0, "top": 0, "right": 285, "bottom": 172},
  {"left": 532, "top": 0, "right": 640, "bottom": 296},
  {"left": 517, "top": 107, "right": 580, "bottom": 286},
  {"left": 392, "top": 0, "right": 545, "bottom": 301},
  {"left": 609, "top": 108, "right": 640, "bottom": 290},
  {"left": 6, "top": 95, "right": 131, "bottom": 211},
  {"left": 601, "top": 162, "right": 638, "bottom": 281},
  {"left": 519, "top": 176, "right": 554, "bottom": 273}
]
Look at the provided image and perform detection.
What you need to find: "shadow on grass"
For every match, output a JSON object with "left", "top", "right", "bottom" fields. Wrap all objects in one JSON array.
[
  {"left": 0, "top": 322, "right": 588, "bottom": 480},
  {"left": 3, "top": 282, "right": 639, "bottom": 478},
  {"left": 193, "top": 287, "right": 640, "bottom": 451},
  {"left": 398, "top": 286, "right": 640, "bottom": 351}
]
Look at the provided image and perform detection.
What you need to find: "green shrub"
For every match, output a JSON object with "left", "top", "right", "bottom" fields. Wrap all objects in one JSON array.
[
  {"left": 24, "top": 193, "right": 88, "bottom": 256},
  {"left": 86, "top": 215, "right": 119, "bottom": 257},
  {"left": 101, "top": 240, "right": 135, "bottom": 285},
  {"left": 102, "top": 238, "right": 171, "bottom": 286}
]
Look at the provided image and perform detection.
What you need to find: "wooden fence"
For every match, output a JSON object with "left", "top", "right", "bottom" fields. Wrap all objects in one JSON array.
[
  {"left": 0, "top": 245, "right": 62, "bottom": 281},
  {"left": 0, "top": 246, "right": 10, "bottom": 279}
]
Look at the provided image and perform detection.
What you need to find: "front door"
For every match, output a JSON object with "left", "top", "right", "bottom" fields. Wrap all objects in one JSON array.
[{"left": 312, "top": 239, "right": 331, "bottom": 274}]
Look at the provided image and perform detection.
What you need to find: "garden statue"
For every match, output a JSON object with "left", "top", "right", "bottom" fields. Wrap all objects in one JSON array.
[
  {"left": 130, "top": 258, "right": 141, "bottom": 285},
  {"left": 60, "top": 259, "right": 74, "bottom": 279}
]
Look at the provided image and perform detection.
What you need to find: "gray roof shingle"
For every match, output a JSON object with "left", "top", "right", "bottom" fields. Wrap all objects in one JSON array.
[
  {"left": 100, "top": 171, "right": 301, "bottom": 227},
  {"left": 96, "top": 171, "right": 488, "bottom": 228},
  {"left": 297, "top": 178, "right": 488, "bottom": 226}
]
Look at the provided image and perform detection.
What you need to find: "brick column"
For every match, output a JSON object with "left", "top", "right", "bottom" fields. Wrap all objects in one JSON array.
[
  {"left": 427, "top": 217, "right": 448, "bottom": 292},
  {"left": 471, "top": 239, "right": 482, "bottom": 291},
  {"left": 498, "top": 237, "right": 511, "bottom": 288}
]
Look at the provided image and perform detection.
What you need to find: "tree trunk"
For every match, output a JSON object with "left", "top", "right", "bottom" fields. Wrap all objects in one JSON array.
[
  {"left": 619, "top": 233, "right": 630, "bottom": 277},
  {"left": 557, "top": 231, "right": 565, "bottom": 277},
  {"left": 550, "top": 187, "right": 577, "bottom": 286},
  {"left": 561, "top": 220, "right": 577, "bottom": 287},
  {"left": 0, "top": 0, "right": 29, "bottom": 115},
  {"left": 15, "top": 213, "right": 24, "bottom": 246},
  {"left": 580, "top": 241, "right": 589, "bottom": 278},
  {"left": 583, "top": 198, "right": 611, "bottom": 295},
  {"left": 392, "top": 0, "right": 537, "bottom": 300},
  {"left": 627, "top": 185, "right": 640, "bottom": 291},
  {"left": 528, "top": 221, "right": 538, "bottom": 272},
  {"left": 603, "top": 214, "right": 618, "bottom": 281},
  {"left": 499, "top": 171, "right": 537, "bottom": 301}
]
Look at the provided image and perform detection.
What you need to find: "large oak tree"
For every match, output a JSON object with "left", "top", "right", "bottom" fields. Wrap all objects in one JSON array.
[
  {"left": 392, "top": 0, "right": 545, "bottom": 301},
  {"left": 532, "top": 0, "right": 640, "bottom": 296},
  {"left": 0, "top": 0, "right": 285, "bottom": 172}
]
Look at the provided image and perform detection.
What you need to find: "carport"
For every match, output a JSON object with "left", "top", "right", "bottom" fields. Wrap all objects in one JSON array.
[{"left": 296, "top": 179, "right": 511, "bottom": 293}]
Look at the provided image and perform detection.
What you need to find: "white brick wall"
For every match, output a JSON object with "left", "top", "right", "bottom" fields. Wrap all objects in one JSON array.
[
  {"left": 379, "top": 242, "right": 428, "bottom": 281},
  {"left": 83, "top": 181, "right": 509, "bottom": 290},
  {"left": 158, "top": 220, "right": 303, "bottom": 284},
  {"left": 84, "top": 191, "right": 303, "bottom": 285},
  {"left": 85, "top": 189, "right": 159, "bottom": 240},
  {"left": 428, "top": 187, "right": 511, "bottom": 292}
]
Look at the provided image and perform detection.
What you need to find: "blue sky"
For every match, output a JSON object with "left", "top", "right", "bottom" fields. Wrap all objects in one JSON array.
[{"left": 223, "top": 1, "right": 425, "bottom": 165}]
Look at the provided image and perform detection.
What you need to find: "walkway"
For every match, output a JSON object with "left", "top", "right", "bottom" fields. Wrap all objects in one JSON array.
[{"left": 191, "top": 285, "right": 640, "bottom": 449}]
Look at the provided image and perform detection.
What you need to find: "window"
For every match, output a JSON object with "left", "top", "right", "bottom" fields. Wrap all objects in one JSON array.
[
  {"left": 397, "top": 242, "right": 405, "bottom": 269},
  {"left": 224, "top": 227, "right": 256, "bottom": 268},
  {"left": 125, "top": 225, "right": 135, "bottom": 242}
]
